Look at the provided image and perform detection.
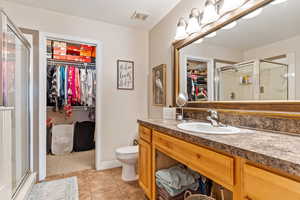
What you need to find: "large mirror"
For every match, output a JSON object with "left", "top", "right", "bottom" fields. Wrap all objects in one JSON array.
[{"left": 179, "top": 0, "right": 300, "bottom": 102}]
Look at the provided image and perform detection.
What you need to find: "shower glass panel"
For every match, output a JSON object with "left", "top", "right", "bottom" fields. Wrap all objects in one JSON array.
[
  {"left": 259, "top": 61, "right": 288, "bottom": 100},
  {"left": 2, "top": 14, "right": 31, "bottom": 195},
  {"left": 218, "top": 63, "right": 255, "bottom": 101}
]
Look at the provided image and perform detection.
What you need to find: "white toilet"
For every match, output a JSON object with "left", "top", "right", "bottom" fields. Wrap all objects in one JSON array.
[{"left": 115, "top": 145, "right": 139, "bottom": 181}]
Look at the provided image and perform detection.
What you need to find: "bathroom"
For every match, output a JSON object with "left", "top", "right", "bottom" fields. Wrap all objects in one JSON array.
[{"left": 0, "top": 0, "right": 300, "bottom": 200}]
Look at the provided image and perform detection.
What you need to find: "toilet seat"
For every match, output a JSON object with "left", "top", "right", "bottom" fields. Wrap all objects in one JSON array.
[{"left": 116, "top": 146, "right": 138, "bottom": 154}]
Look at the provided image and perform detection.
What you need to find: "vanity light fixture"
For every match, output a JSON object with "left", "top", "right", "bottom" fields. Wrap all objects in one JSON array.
[
  {"left": 242, "top": 7, "right": 263, "bottom": 19},
  {"left": 175, "top": 18, "right": 188, "bottom": 40},
  {"left": 194, "top": 38, "right": 204, "bottom": 44},
  {"left": 205, "top": 32, "right": 217, "bottom": 38},
  {"left": 220, "top": 0, "right": 246, "bottom": 15},
  {"left": 201, "top": 0, "right": 220, "bottom": 25},
  {"left": 221, "top": 21, "right": 237, "bottom": 30},
  {"left": 186, "top": 8, "right": 201, "bottom": 34},
  {"left": 271, "top": 0, "right": 288, "bottom": 5}
]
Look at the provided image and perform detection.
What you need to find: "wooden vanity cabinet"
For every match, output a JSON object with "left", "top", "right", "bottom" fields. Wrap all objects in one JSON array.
[
  {"left": 138, "top": 124, "right": 300, "bottom": 200},
  {"left": 243, "top": 164, "right": 300, "bottom": 200},
  {"left": 138, "top": 126, "right": 152, "bottom": 199}
]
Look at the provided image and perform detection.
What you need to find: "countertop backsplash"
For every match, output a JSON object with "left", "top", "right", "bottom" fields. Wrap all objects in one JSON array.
[{"left": 183, "top": 109, "right": 300, "bottom": 135}]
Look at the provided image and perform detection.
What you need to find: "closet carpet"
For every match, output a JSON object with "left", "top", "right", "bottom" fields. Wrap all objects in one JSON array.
[
  {"left": 44, "top": 168, "right": 146, "bottom": 200},
  {"left": 47, "top": 150, "right": 95, "bottom": 176}
]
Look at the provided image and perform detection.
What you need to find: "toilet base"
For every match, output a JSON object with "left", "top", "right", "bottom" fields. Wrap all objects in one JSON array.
[{"left": 121, "top": 163, "right": 138, "bottom": 182}]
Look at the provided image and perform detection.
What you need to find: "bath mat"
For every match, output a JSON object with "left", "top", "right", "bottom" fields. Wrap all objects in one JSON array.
[{"left": 28, "top": 177, "right": 79, "bottom": 200}]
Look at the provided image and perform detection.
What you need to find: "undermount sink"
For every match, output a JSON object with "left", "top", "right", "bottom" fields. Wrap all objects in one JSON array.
[{"left": 177, "top": 122, "right": 241, "bottom": 135}]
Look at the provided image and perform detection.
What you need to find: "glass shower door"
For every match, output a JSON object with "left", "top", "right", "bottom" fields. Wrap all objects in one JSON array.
[
  {"left": 1, "top": 12, "right": 31, "bottom": 196},
  {"left": 259, "top": 60, "right": 288, "bottom": 100}
]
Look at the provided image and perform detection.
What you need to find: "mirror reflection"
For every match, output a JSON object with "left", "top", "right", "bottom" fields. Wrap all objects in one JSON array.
[{"left": 179, "top": 0, "right": 299, "bottom": 102}]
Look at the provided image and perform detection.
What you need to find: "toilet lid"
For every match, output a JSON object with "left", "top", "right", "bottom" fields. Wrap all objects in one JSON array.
[{"left": 116, "top": 146, "right": 138, "bottom": 154}]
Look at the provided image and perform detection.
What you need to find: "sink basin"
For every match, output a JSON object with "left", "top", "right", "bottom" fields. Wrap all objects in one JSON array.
[{"left": 177, "top": 122, "right": 240, "bottom": 135}]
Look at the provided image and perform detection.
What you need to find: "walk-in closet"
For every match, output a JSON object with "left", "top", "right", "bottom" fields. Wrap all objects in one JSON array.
[{"left": 46, "top": 38, "right": 97, "bottom": 177}]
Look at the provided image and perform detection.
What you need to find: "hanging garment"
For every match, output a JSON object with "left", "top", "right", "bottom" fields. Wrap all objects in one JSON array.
[
  {"left": 60, "top": 66, "right": 65, "bottom": 101},
  {"left": 47, "top": 64, "right": 56, "bottom": 106},
  {"left": 92, "top": 70, "right": 96, "bottom": 106},
  {"left": 87, "top": 69, "right": 94, "bottom": 107},
  {"left": 75, "top": 68, "right": 81, "bottom": 104},
  {"left": 56, "top": 66, "right": 61, "bottom": 98},
  {"left": 50, "top": 66, "right": 58, "bottom": 108},
  {"left": 80, "top": 69, "right": 88, "bottom": 105},
  {"left": 67, "top": 66, "right": 75, "bottom": 104},
  {"left": 64, "top": 66, "right": 68, "bottom": 103}
]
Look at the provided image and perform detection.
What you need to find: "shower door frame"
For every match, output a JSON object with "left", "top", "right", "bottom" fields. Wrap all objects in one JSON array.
[{"left": 0, "top": 10, "right": 32, "bottom": 198}]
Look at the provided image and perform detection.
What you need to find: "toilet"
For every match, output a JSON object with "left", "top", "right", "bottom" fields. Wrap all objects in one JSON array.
[{"left": 115, "top": 145, "right": 139, "bottom": 181}]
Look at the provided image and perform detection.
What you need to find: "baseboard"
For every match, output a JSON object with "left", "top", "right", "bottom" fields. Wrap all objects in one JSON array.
[
  {"left": 98, "top": 160, "right": 121, "bottom": 170},
  {"left": 14, "top": 172, "right": 36, "bottom": 200}
]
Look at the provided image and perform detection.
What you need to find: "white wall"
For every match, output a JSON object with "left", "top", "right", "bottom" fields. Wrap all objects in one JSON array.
[
  {"left": 149, "top": 0, "right": 206, "bottom": 118},
  {"left": 1, "top": 1, "right": 148, "bottom": 169}
]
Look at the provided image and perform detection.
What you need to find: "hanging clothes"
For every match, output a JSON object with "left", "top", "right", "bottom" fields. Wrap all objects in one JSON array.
[{"left": 47, "top": 64, "right": 96, "bottom": 108}]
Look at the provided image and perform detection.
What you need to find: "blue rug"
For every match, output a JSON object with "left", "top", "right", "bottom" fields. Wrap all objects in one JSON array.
[{"left": 28, "top": 177, "right": 79, "bottom": 200}]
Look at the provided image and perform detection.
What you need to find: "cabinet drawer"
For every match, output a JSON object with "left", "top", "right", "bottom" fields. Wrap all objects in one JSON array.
[
  {"left": 153, "top": 131, "right": 234, "bottom": 189},
  {"left": 139, "top": 125, "right": 152, "bottom": 143},
  {"left": 244, "top": 164, "right": 300, "bottom": 200}
]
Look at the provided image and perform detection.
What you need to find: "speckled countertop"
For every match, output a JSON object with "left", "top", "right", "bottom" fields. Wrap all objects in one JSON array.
[{"left": 138, "top": 119, "right": 300, "bottom": 177}]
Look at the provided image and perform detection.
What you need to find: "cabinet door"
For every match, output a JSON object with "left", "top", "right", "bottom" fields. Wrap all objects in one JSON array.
[
  {"left": 138, "top": 139, "right": 152, "bottom": 199},
  {"left": 244, "top": 164, "right": 300, "bottom": 200}
]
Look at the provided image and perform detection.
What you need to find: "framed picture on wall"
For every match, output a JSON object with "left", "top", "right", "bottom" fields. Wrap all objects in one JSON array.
[
  {"left": 152, "top": 64, "right": 166, "bottom": 106},
  {"left": 117, "top": 60, "right": 134, "bottom": 90}
]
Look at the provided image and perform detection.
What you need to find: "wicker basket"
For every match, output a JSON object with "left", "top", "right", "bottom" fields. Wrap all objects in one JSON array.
[{"left": 184, "top": 191, "right": 216, "bottom": 200}]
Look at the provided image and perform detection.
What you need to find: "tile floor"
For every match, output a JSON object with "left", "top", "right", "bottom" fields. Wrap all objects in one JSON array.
[
  {"left": 47, "top": 150, "right": 95, "bottom": 176},
  {"left": 44, "top": 167, "right": 146, "bottom": 200}
]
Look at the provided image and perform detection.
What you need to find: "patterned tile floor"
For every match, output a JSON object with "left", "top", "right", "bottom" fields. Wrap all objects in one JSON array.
[{"left": 44, "top": 168, "right": 146, "bottom": 200}]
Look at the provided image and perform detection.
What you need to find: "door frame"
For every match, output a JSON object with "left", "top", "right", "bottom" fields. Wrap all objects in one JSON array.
[
  {"left": 39, "top": 32, "right": 103, "bottom": 181},
  {"left": 181, "top": 55, "right": 214, "bottom": 101}
]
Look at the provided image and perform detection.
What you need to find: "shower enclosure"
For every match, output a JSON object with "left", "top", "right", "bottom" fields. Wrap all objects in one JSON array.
[
  {"left": 215, "top": 59, "right": 289, "bottom": 101},
  {"left": 0, "top": 10, "right": 31, "bottom": 199}
]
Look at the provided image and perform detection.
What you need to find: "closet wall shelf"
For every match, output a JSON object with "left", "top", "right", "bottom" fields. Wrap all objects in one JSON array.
[
  {"left": 47, "top": 106, "right": 95, "bottom": 111},
  {"left": 47, "top": 58, "right": 96, "bottom": 68}
]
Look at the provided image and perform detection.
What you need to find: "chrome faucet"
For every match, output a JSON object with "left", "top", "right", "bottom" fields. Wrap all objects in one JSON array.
[{"left": 207, "top": 109, "right": 223, "bottom": 127}]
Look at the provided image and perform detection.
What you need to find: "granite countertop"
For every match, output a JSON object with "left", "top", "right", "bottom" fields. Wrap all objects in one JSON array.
[{"left": 138, "top": 119, "right": 300, "bottom": 177}]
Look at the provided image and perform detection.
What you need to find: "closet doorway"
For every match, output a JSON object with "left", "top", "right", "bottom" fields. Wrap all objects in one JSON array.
[{"left": 39, "top": 33, "right": 102, "bottom": 180}]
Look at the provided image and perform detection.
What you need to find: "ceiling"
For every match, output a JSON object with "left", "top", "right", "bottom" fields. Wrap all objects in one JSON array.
[
  {"left": 7, "top": 0, "right": 181, "bottom": 30},
  {"left": 199, "top": 0, "right": 300, "bottom": 51}
]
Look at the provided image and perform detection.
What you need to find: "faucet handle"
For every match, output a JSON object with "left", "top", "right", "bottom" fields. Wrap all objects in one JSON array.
[{"left": 207, "top": 109, "right": 218, "bottom": 119}]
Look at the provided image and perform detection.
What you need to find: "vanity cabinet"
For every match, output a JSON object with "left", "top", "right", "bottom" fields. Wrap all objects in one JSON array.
[
  {"left": 138, "top": 126, "right": 152, "bottom": 199},
  {"left": 153, "top": 130, "right": 234, "bottom": 190},
  {"left": 243, "top": 164, "right": 300, "bottom": 200},
  {"left": 138, "top": 124, "right": 300, "bottom": 200}
]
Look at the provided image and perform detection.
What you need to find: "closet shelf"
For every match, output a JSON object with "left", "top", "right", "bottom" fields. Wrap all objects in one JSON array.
[
  {"left": 47, "top": 58, "right": 96, "bottom": 68},
  {"left": 47, "top": 106, "right": 95, "bottom": 111}
]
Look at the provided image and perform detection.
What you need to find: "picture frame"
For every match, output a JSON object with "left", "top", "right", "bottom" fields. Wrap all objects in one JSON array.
[
  {"left": 152, "top": 64, "right": 167, "bottom": 106},
  {"left": 117, "top": 60, "right": 134, "bottom": 90}
]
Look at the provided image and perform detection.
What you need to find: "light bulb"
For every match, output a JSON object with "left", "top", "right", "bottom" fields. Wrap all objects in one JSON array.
[
  {"left": 271, "top": 0, "right": 288, "bottom": 5},
  {"left": 175, "top": 18, "right": 188, "bottom": 40},
  {"left": 220, "top": 0, "right": 245, "bottom": 15},
  {"left": 205, "top": 32, "right": 217, "bottom": 38},
  {"left": 221, "top": 21, "right": 237, "bottom": 30},
  {"left": 186, "top": 8, "right": 201, "bottom": 34},
  {"left": 242, "top": 8, "right": 263, "bottom": 19},
  {"left": 194, "top": 38, "right": 204, "bottom": 44},
  {"left": 201, "top": 0, "right": 219, "bottom": 24}
]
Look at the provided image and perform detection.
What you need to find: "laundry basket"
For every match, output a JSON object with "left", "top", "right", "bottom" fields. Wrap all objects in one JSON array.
[
  {"left": 51, "top": 124, "right": 74, "bottom": 155},
  {"left": 184, "top": 191, "right": 216, "bottom": 200}
]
